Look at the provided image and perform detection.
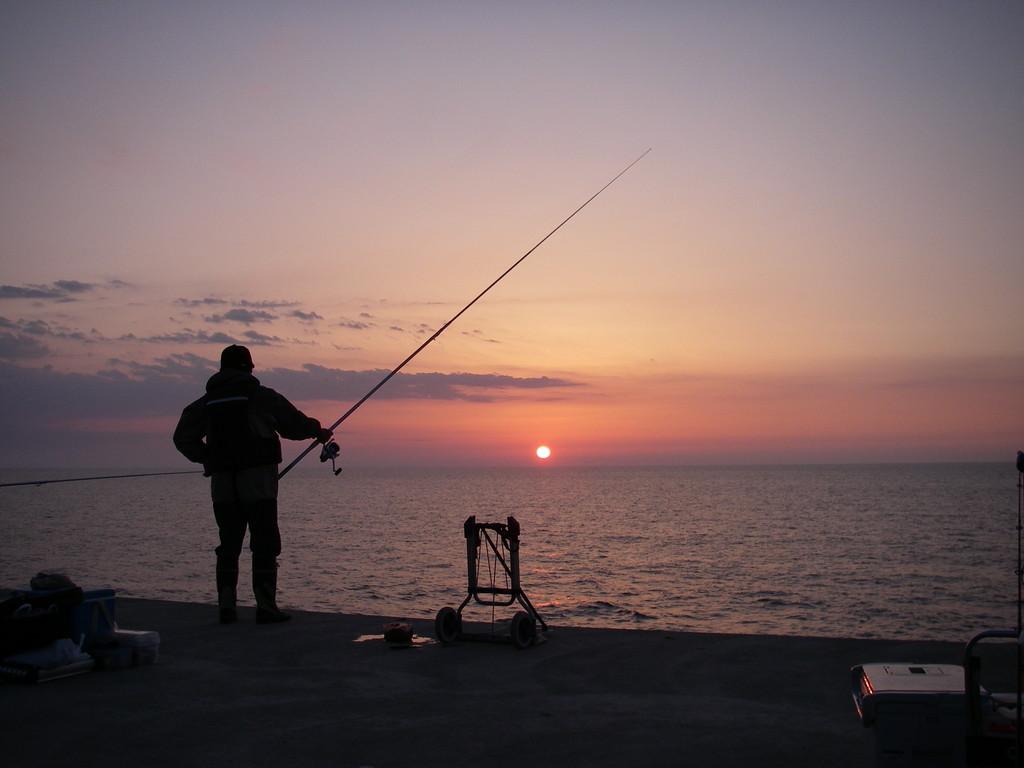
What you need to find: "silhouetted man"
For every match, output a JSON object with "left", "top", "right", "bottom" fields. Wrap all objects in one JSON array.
[{"left": 173, "top": 345, "right": 332, "bottom": 624}]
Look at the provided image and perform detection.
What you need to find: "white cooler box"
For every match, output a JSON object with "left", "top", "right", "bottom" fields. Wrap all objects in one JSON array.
[
  {"left": 100, "top": 629, "right": 160, "bottom": 665},
  {"left": 851, "top": 663, "right": 966, "bottom": 768}
]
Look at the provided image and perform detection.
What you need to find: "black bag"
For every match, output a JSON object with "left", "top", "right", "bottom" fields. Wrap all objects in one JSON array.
[{"left": 0, "top": 587, "right": 84, "bottom": 658}]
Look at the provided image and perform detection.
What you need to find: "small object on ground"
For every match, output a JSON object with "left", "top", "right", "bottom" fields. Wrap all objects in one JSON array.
[{"left": 383, "top": 622, "right": 414, "bottom": 644}]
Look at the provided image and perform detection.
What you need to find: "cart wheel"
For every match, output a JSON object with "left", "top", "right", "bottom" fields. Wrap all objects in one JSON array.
[
  {"left": 511, "top": 611, "right": 536, "bottom": 649},
  {"left": 435, "top": 606, "right": 460, "bottom": 644}
]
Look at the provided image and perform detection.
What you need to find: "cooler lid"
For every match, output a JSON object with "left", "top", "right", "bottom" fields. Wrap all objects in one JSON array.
[{"left": 857, "top": 663, "right": 964, "bottom": 694}]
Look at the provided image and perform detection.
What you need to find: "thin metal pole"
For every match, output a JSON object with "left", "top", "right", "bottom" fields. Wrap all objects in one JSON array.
[
  {"left": 1017, "top": 452, "right": 1023, "bottom": 767},
  {"left": 1017, "top": 453, "right": 1022, "bottom": 635},
  {"left": 278, "top": 149, "right": 651, "bottom": 479}
]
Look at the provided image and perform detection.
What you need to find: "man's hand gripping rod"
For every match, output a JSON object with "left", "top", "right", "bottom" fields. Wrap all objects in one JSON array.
[{"left": 279, "top": 149, "right": 651, "bottom": 480}]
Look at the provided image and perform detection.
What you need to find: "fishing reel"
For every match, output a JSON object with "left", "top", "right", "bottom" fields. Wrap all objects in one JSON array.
[{"left": 319, "top": 440, "right": 342, "bottom": 476}]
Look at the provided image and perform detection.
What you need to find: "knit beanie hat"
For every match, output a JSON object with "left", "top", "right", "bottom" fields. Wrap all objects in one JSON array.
[{"left": 220, "top": 345, "right": 254, "bottom": 371}]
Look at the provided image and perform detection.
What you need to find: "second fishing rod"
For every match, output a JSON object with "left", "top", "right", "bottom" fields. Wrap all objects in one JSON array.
[{"left": 279, "top": 148, "right": 652, "bottom": 480}]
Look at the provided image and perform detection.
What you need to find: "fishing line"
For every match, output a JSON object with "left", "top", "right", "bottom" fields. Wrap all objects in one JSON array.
[
  {"left": 278, "top": 148, "right": 652, "bottom": 479},
  {"left": 0, "top": 470, "right": 203, "bottom": 489}
]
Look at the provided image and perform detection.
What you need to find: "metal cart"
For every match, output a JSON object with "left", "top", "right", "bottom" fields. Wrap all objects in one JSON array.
[{"left": 434, "top": 515, "right": 548, "bottom": 649}]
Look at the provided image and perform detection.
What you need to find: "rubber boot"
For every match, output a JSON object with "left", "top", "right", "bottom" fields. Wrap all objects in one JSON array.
[
  {"left": 253, "top": 560, "right": 290, "bottom": 624},
  {"left": 216, "top": 562, "right": 239, "bottom": 625}
]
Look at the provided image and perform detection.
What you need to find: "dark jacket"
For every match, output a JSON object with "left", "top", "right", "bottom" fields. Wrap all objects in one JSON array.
[{"left": 173, "top": 369, "right": 323, "bottom": 473}]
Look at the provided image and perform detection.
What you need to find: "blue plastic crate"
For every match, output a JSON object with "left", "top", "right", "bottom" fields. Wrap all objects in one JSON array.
[{"left": 72, "top": 589, "right": 117, "bottom": 649}]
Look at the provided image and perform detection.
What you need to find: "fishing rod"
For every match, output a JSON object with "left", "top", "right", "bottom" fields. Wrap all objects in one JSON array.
[
  {"left": 279, "top": 148, "right": 652, "bottom": 480},
  {"left": 0, "top": 469, "right": 203, "bottom": 489}
]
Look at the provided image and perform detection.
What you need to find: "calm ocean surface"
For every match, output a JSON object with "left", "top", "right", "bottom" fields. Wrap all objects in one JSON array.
[{"left": 1, "top": 463, "right": 1019, "bottom": 641}]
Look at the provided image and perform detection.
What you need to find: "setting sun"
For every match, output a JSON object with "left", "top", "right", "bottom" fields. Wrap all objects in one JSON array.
[{"left": 535, "top": 446, "right": 552, "bottom": 459}]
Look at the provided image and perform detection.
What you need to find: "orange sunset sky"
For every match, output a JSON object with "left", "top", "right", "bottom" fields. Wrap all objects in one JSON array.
[{"left": 1, "top": 1, "right": 1022, "bottom": 469}]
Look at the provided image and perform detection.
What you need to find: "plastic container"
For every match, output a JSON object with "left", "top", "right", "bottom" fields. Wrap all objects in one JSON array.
[
  {"left": 851, "top": 663, "right": 966, "bottom": 767},
  {"left": 106, "top": 629, "right": 160, "bottom": 665},
  {"left": 72, "top": 589, "right": 117, "bottom": 650}
]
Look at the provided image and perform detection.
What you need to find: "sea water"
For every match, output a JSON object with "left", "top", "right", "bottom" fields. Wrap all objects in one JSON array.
[{"left": 0, "top": 463, "right": 1018, "bottom": 641}]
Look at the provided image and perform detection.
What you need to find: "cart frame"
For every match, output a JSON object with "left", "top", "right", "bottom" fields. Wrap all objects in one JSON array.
[{"left": 434, "top": 515, "right": 547, "bottom": 648}]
